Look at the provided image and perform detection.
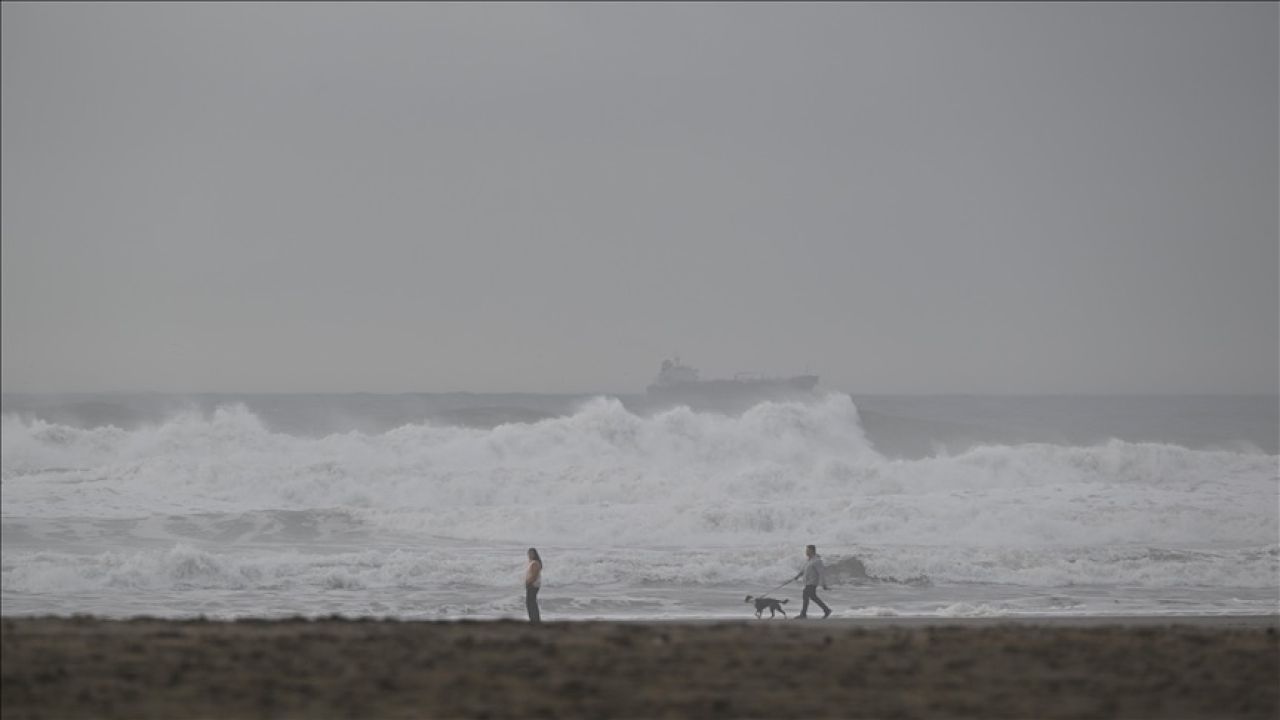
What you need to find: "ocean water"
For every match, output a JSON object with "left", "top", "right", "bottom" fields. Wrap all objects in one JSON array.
[{"left": 2, "top": 393, "right": 1277, "bottom": 620}]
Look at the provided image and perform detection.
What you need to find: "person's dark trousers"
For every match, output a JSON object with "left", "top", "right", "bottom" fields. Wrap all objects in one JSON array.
[
  {"left": 525, "top": 586, "right": 541, "bottom": 623},
  {"left": 800, "top": 584, "right": 830, "bottom": 617}
]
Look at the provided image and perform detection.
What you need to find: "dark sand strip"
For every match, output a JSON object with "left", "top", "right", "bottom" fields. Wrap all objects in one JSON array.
[{"left": 3, "top": 616, "right": 1277, "bottom": 719}]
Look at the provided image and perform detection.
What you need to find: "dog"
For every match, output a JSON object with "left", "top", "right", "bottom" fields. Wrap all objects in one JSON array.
[{"left": 744, "top": 595, "right": 788, "bottom": 619}]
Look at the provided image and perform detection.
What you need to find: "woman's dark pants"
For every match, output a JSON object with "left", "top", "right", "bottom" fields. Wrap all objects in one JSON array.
[{"left": 526, "top": 586, "right": 541, "bottom": 623}]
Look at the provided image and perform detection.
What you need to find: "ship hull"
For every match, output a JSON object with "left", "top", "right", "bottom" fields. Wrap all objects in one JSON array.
[{"left": 646, "top": 375, "right": 818, "bottom": 395}]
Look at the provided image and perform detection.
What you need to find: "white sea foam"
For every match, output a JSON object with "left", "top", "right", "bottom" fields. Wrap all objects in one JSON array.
[
  {"left": 4, "top": 542, "right": 1276, "bottom": 598},
  {"left": 3, "top": 395, "right": 1277, "bottom": 612}
]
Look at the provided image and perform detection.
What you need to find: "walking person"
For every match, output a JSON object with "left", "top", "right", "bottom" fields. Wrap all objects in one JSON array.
[
  {"left": 792, "top": 544, "right": 831, "bottom": 619},
  {"left": 524, "top": 548, "right": 543, "bottom": 623}
]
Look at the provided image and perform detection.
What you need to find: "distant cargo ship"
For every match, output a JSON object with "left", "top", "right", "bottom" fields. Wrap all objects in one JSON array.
[{"left": 645, "top": 358, "right": 818, "bottom": 407}]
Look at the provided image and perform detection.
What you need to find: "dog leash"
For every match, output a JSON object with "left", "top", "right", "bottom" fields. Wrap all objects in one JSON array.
[{"left": 759, "top": 577, "right": 795, "bottom": 599}]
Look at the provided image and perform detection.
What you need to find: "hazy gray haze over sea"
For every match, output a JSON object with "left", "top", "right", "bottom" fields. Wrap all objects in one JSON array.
[{"left": 2, "top": 3, "right": 1276, "bottom": 395}]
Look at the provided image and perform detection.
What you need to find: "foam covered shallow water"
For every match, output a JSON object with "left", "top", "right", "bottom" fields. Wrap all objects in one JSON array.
[{"left": 3, "top": 395, "right": 1277, "bottom": 619}]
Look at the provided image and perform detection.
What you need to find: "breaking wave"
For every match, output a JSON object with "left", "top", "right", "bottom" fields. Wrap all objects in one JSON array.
[{"left": 3, "top": 395, "right": 1277, "bottom": 593}]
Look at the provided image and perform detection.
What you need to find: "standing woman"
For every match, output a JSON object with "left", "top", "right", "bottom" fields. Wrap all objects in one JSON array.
[{"left": 524, "top": 548, "right": 543, "bottom": 623}]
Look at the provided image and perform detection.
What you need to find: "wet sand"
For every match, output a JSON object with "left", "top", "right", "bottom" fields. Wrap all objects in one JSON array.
[{"left": 3, "top": 615, "right": 1277, "bottom": 719}]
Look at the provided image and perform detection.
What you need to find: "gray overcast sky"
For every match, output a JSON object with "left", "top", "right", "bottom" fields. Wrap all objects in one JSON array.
[{"left": 2, "top": 2, "right": 1276, "bottom": 394}]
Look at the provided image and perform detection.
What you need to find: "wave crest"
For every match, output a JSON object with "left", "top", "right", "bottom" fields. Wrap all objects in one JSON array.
[{"left": 3, "top": 396, "right": 1276, "bottom": 552}]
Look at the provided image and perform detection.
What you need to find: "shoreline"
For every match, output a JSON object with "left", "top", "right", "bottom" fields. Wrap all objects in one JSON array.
[
  {"left": 6, "top": 612, "right": 1275, "bottom": 627},
  {"left": 5, "top": 615, "right": 1277, "bottom": 719}
]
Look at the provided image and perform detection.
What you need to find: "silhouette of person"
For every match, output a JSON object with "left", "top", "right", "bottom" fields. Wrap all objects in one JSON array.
[
  {"left": 793, "top": 544, "right": 831, "bottom": 619},
  {"left": 525, "top": 548, "right": 543, "bottom": 623}
]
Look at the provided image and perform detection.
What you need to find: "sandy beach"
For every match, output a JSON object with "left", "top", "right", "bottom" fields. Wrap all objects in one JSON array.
[{"left": 3, "top": 615, "right": 1276, "bottom": 719}]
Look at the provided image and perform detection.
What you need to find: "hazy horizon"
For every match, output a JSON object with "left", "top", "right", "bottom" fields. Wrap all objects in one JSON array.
[
  {"left": 3, "top": 3, "right": 1276, "bottom": 395},
  {"left": 3, "top": 389, "right": 1279, "bottom": 399}
]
